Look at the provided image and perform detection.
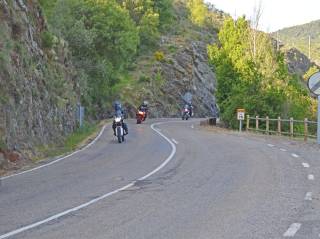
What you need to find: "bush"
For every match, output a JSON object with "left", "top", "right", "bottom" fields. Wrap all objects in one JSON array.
[
  {"left": 139, "top": 75, "right": 151, "bottom": 83},
  {"left": 41, "top": 31, "right": 54, "bottom": 49},
  {"left": 154, "top": 50, "right": 165, "bottom": 61}
]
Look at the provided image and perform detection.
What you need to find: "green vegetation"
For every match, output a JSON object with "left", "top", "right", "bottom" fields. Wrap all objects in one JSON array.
[
  {"left": 303, "top": 65, "right": 319, "bottom": 81},
  {"left": 39, "top": 0, "right": 174, "bottom": 117},
  {"left": 208, "top": 17, "right": 316, "bottom": 128},
  {"left": 36, "top": 122, "right": 99, "bottom": 160},
  {"left": 273, "top": 20, "right": 320, "bottom": 64},
  {"left": 186, "top": 0, "right": 225, "bottom": 30},
  {"left": 40, "top": 31, "right": 55, "bottom": 49}
]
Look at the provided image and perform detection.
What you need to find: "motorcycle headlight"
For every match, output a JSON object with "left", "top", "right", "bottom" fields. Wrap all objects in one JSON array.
[{"left": 115, "top": 117, "right": 122, "bottom": 123}]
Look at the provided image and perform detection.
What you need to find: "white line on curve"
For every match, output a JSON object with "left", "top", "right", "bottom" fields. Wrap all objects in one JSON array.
[
  {"left": 308, "top": 174, "right": 315, "bottom": 180},
  {"left": 305, "top": 192, "right": 312, "bottom": 201},
  {"left": 0, "top": 122, "right": 176, "bottom": 239},
  {"left": 267, "top": 144, "right": 275, "bottom": 147},
  {"left": 302, "top": 163, "right": 310, "bottom": 168},
  {"left": 172, "top": 139, "right": 179, "bottom": 145},
  {"left": 1, "top": 124, "right": 108, "bottom": 180},
  {"left": 280, "top": 148, "right": 287, "bottom": 152},
  {"left": 291, "top": 153, "right": 299, "bottom": 158},
  {"left": 283, "top": 223, "right": 302, "bottom": 237}
]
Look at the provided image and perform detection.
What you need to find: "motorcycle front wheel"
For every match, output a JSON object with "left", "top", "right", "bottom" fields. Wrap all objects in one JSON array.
[{"left": 116, "top": 127, "right": 122, "bottom": 143}]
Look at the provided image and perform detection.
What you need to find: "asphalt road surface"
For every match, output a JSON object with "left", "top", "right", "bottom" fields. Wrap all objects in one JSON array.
[{"left": 1, "top": 119, "right": 320, "bottom": 239}]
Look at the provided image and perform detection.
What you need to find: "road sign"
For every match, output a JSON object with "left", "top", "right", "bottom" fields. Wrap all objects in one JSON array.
[
  {"left": 237, "top": 109, "right": 245, "bottom": 120},
  {"left": 308, "top": 72, "right": 320, "bottom": 95},
  {"left": 308, "top": 72, "right": 320, "bottom": 144},
  {"left": 237, "top": 109, "right": 245, "bottom": 132}
]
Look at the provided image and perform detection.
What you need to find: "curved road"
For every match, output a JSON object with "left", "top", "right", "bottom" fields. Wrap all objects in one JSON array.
[{"left": 0, "top": 119, "right": 320, "bottom": 238}]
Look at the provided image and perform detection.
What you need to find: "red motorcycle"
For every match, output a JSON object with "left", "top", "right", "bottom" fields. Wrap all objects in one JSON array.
[{"left": 136, "top": 110, "right": 147, "bottom": 124}]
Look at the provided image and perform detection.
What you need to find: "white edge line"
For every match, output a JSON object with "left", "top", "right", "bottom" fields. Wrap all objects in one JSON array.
[
  {"left": 171, "top": 139, "right": 179, "bottom": 145},
  {"left": 291, "top": 153, "right": 299, "bottom": 158},
  {"left": 302, "top": 163, "right": 310, "bottom": 168},
  {"left": 283, "top": 223, "right": 301, "bottom": 237},
  {"left": 1, "top": 125, "right": 108, "bottom": 180},
  {"left": 267, "top": 144, "right": 275, "bottom": 147},
  {"left": 280, "top": 148, "right": 287, "bottom": 152},
  {"left": 0, "top": 122, "right": 176, "bottom": 239}
]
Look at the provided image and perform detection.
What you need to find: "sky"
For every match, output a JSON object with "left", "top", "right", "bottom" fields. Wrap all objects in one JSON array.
[{"left": 207, "top": 0, "right": 320, "bottom": 32}]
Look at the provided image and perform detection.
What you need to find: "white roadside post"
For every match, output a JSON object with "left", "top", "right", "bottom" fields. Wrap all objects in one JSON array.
[
  {"left": 237, "top": 109, "right": 245, "bottom": 132},
  {"left": 307, "top": 72, "right": 320, "bottom": 144}
]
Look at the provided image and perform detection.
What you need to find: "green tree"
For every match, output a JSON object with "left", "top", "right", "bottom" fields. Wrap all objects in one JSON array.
[
  {"left": 187, "top": 0, "right": 208, "bottom": 26},
  {"left": 208, "top": 16, "right": 314, "bottom": 128}
]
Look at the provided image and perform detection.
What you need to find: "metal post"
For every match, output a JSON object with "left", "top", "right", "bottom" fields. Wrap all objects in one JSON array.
[
  {"left": 256, "top": 116, "right": 259, "bottom": 132},
  {"left": 304, "top": 118, "right": 308, "bottom": 142},
  {"left": 239, "top": 120, "right": 242, "bottom": 132},
  {"left": 309, "top": 35, "right": 311, "bottom": 60},
  {"left": 80, "top": 106, "right": 84, "bottom": 128},
  {"left": 78, "top": 104, "right": 85, "bottom": 128},
  {"left": 290, "top": 117, "right": 294, "bottom": 138},
  {"left": 246, "top": 115, "right": 250, "bottom": 131},
  {"left": 318, "top": 95, "right": 320, "bottom": 144},
  {"left": 266, "top": 116, "right": 269, "bottom": 135}
]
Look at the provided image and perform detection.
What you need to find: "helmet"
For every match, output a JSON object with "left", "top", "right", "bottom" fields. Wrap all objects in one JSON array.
[
  {"left": 142, "top": 100, "right": 148, "bottom": 107},
  {"left": 113, "top": 101, "right": 122, "bottom": 111}
]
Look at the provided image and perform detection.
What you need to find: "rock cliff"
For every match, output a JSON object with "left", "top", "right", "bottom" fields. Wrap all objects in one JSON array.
[
  {"left": 0, "top": 0, "right": 79, "bottom": 166},
  {"left": 147, "top": 41, "right": 217, "bottom": 118}
]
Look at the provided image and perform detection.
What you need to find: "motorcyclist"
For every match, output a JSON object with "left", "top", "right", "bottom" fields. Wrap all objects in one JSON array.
[
  {"left": 112, "top": 101, "right": 128, "bottom": 135},
  {"left": 138, "top": 101, "right": 148, "bottom": 118},
  {"left": 187, "top": 101, "right": 193, "bottom": 117}
]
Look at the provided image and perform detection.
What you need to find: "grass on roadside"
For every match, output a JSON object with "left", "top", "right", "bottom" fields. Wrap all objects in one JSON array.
[{"left": 34, "top": 122, "right": 101, "bottom": 161}]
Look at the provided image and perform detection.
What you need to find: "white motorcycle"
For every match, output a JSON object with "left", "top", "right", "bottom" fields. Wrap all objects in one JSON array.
[{"left": 114, "top": 116, "right": 125, "bottom": 143}]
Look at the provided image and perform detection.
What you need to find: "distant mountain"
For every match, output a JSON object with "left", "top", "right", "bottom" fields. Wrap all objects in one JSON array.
[{"left": 272, "top": 20, "right": 320, "bottom": 65}]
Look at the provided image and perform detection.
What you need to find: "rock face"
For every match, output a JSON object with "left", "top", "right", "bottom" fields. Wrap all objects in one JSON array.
[
  {"left": 147, "top": 41, "right": 217, "bottom": 118},
  {"left": 285, "top": 48, "right": 316, "bottom": 76},
  {"left": 0, "top": 0, "right": 79, "bottom": 160}
]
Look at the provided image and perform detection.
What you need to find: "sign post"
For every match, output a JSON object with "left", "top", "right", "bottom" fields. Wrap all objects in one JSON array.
[
  {"left": 237, "top": 109, "right": 245, "bottom": 132},
  {"left": 307, "top": 72, "right": 320, "bottom": 144}
]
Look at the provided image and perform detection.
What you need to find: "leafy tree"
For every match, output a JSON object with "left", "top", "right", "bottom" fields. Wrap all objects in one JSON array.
[
  {"left": 208, "top": 16, "right": 314, "bottom": 128},
  {"left": 154, "top": 0, "right": 174, "bottom": 30},
  {"left": 42, "top": 0, "right": 140, "bottom": 116},
  {"left": 187, "top": 0, "right": 208, "bottom": 26}
]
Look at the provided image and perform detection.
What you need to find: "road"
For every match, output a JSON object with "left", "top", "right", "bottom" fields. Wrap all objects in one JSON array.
[{"left": 0, "top": 119, "right": 320, "bottom": 238}]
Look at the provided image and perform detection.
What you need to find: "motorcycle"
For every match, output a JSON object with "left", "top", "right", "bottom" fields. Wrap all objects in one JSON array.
[
  {"left": 114, "top": 115, "right": 125, "bottom": 143},
  {"left": 136, "top": 110, "right": 146, "bottom": 124},
  {"left": 182, "top": 105, "right": 191, "bottom": 120}
]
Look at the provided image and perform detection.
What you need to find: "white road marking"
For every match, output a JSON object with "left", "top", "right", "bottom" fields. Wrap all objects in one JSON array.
[
  {"left": 191, "top": 125, "right": 194, "bottom": 129},
  {"left": 305, "top": 192, "right": 312, "bottom": 201},
  {"left": 280, "top": 148, "right": 287, "bottom": 152},
  {"left": 1, "top": 124, "right": 108, "bottom": 180},
  {"left": 267, "top": 144, "right": 275, "bottom": 147},
  {"left": 0, "top": 122, "right": 176, "bottom": 239},
  {"left": 291, "top": 153, "right": 299, "bottom": 158},
  {"left": 172, "top": 138, "right": 179, "bottom": 145},
  {"left": 283, "top": 223, "right": 302, "bottom": 237},
  {"left": 308, "top": 174, "right": 315, "bottom": 180},
  {"left": 302, "top": 163, "right": 310, "bottom": 168}
]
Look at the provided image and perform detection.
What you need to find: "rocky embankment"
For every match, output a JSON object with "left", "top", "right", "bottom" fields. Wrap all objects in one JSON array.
[
  {"left": 143, "top": 40, "right": 217, "bottom": 118},
  {"left": 285, "top": 48, "right": 317, "bottom": 76},
  {"left": 0, "top": 0, "right": 79, "bottom": 169}
]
